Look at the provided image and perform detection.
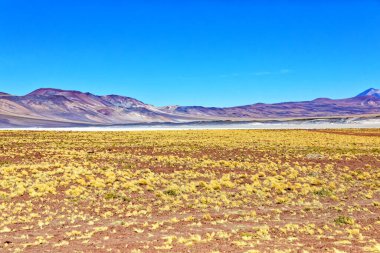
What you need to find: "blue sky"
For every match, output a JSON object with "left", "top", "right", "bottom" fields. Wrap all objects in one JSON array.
[{"left": 0, "top": 0, "right": 379, "bottom": 106}]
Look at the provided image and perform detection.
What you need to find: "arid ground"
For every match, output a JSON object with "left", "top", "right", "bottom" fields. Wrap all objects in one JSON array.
[{"left": 0, "top": 130, "right": 379, "bottom": 252}]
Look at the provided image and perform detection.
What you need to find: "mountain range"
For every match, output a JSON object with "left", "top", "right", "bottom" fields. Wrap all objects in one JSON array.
[{"left": 0, "top": 87, "right": 379, "bottom": 127}]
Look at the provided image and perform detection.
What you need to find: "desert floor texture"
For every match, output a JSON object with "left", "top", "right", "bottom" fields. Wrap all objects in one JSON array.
[{"left": 0, "top": 129, "right": 379, "bottom": 252}]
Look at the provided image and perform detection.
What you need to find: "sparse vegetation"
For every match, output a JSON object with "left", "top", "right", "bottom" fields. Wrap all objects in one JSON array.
[{"left": 0, "top": 129, "right": 379, "bottom": 252}]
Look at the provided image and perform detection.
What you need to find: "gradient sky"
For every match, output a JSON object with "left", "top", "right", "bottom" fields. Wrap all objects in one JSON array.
[{"left": 0, "top": 0, "right": 379, "bottom": 106}]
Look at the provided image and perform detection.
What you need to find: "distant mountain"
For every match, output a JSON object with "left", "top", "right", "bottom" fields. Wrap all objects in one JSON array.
[
  {"left": 356, "top": 88, "right": 380, "bottom": 98},
  {"left": 0, "top": 88, "right": 379, "bottom": 127},
  {"left": 0, "top": 88, "right": 204, "bottom": 127}
]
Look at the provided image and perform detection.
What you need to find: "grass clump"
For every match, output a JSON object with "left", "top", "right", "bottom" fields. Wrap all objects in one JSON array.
[
  {"left": 334, "top": 216, "right": 355, "bottom": 225},
  {"left": 314, "top": 188, "right": 332, "bottom": 197}
]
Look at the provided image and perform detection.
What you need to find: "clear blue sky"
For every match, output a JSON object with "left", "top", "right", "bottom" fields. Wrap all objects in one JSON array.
[{"left": 0, "top": 0, "right": 379, "bottom": 106}]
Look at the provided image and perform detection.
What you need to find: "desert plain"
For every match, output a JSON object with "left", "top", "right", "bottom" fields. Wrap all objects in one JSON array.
[{"left": 0, "top": 129, "right": 379, "bottom": 252}]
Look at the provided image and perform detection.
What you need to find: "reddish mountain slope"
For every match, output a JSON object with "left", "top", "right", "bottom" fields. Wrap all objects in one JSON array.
[
  {"left": 167, "top": 96, "right": 380, "bottom": 119},
  {"left": 0, "top": 88, "right": 379, "bottom": 127}
]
